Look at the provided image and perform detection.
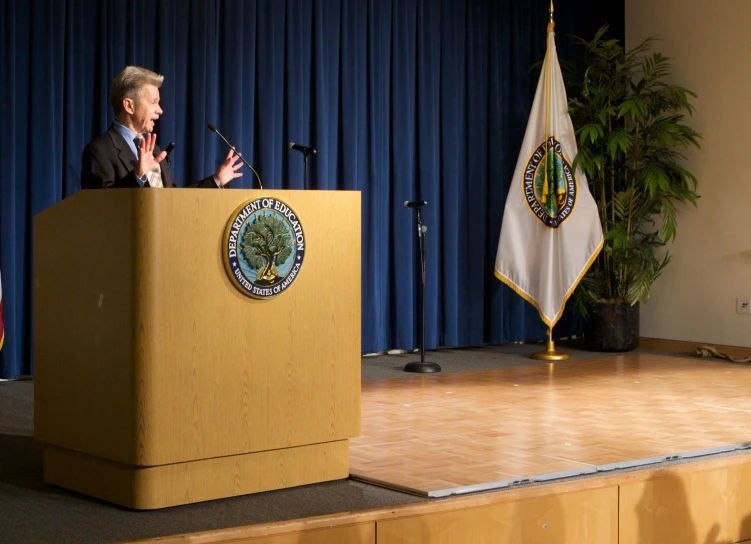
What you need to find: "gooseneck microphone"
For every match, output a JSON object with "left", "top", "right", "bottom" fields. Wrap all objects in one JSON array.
[
  {"left": 207, "top": 123, "right": 263, "bottom": 189},
  {"left": 288, "top": 142, "right": 317, "bottom": 155},
  {"left": 404, "top": 200, "right": 427, "bottom": 208}
]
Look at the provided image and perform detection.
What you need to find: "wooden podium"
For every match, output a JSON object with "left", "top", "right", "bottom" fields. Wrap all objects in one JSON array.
[{"left": 33, "top": 189, "right": 361, "bottom": 509}]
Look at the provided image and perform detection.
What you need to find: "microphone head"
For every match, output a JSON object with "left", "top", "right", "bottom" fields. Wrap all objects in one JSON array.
[
  {"left": 288, "top": 142, "right": 295, "bottom": 150},
  {"left": 404, "top": 201, "right": 410, "bottom": 208},
  {"left": 207, "top": 123, "right": 217, "bottom": 132},
  {"left": 164, "top": 141, "right": 176, "bottom": 154}
]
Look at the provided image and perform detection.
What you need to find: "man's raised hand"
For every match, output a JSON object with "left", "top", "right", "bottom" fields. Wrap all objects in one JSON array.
[
  {"left": 136, "top": 133, "right": 166, "bottom": 179},
  {"left": 213, "top": 147, "right": 244, "bottom": 187}
]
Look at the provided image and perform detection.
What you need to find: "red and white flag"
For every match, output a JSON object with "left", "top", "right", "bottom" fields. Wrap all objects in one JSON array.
[{"left": 0, "top": 270, "right": 4, "bottom": 350}]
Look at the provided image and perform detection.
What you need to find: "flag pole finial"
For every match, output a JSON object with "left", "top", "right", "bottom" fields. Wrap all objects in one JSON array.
[{"left": 548, "top": 1, "right": 555, "bottom": 31}]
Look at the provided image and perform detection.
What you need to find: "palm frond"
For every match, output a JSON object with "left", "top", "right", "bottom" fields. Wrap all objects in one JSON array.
[{"left": 567, "top": 24, "right": 701, "bottom": 312}]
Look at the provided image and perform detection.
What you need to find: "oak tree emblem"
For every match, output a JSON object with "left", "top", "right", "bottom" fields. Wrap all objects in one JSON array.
[{"left": 240, "top": 213, "right": 293, "bottom": 285}]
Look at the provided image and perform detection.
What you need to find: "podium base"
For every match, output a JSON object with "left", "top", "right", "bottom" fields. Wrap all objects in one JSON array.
[
  {"left": 404, "top": 361, "right": 442, "bottom": 373},
  {"left": 42, "top": 440, "right": 349, "bottom": 509}
]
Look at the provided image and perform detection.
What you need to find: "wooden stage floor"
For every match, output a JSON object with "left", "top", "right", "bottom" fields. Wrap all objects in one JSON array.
[{"left": 350, "top": 353, "right": 751, "bottom": 497}]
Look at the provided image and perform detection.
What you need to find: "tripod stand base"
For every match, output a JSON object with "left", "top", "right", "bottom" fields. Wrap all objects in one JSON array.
[{"left": 404, "top": 361, "right": 442, "bottom": 373}]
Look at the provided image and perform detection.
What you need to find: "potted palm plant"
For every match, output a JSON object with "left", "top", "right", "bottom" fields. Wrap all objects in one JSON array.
[{"left": 568, "top": 25, "right": 701, "bottom": 351}]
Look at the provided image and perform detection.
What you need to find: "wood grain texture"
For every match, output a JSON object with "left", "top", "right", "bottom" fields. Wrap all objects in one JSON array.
[
  {"left": 351, "top": 354, "right": 751, "bottom": 495},
  {"left": 34, "top": 189, "right": 361, "bottom": 507},
  {"left": 619, "top": 463, "right": 751, "bottom": 544},
  {"left": 114, "top": 455, "right": 751, "bottom": 544},
  {"left": 133, "top": 189, "right": 361, "bottom": 466},
  {"left": 376, "top": 487, "right": 617, "bottom": 544},
  {"left": 218, "top": 524, "right": 375, "bottom": 544},
  {"left": 44, "top": 440, "right": 349, "bottom": 510},
  {"left": 34, "top": 190, "right": 139, "bottom": 462}
]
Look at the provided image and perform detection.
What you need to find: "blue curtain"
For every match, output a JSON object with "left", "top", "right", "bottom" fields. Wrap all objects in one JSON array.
[{"left": 0, "top": 0, "right": 623, "bottom": 379}]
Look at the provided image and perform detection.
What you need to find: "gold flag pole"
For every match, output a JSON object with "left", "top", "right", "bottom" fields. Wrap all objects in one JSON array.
[
  {"left": 531, "top": 0, "right": 569, "bottom": 362},
  {"left": 543, "top": 0, "right": 553, "bottom": 213}
]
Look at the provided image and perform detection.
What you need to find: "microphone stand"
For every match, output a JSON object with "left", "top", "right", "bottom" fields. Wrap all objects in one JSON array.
[
  {"left": 404, "top": 207, "right": 441, "bottom": 373},
  {"left": 303, "top": 152, "right": 311, "bottom": 189},
  {"left": 289, "top": 144, "right": 315, "bottom": 189}
]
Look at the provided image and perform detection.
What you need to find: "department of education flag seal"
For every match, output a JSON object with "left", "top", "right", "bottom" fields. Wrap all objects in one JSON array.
[{"left": 523, "top": 136, "right": 577, "bottom": 229}]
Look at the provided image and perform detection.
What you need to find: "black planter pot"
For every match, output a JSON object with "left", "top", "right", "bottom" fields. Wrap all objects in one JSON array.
[{"left": 583, "top": 301, "right": 640, "bottom": 352}]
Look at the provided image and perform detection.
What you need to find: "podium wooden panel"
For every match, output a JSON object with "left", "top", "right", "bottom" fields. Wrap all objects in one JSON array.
[{"left": 33, "top": 189, "right": 361, "bottom": 509}]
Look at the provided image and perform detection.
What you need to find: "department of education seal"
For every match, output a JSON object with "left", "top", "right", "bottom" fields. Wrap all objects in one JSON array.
[
  {"left": 523, "top": 137, "right": 577, "bottom": 228},
  {"left": 223, "top": 197, "right": 305, "bottom": 299}
]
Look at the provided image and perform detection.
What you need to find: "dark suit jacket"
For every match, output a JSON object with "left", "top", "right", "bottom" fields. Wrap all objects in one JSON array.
[{"left": 81, "top": 124, "right": 216, "bottom": 189}]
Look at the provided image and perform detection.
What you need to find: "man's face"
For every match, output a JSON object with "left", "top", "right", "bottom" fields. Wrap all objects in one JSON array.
[{"left": 126, "top": 84, "right": 163, "bottom": 134}]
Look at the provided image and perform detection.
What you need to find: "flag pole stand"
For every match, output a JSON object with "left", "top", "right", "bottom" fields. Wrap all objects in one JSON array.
[
  {"left": 530, "top": 2, "right": 566, "bottom": 366},
  {"left": 404, "top": 206, "right": 441, "bottom": 374},
  {"left": 531, "top": 328, "right": 569, "bottom": 361}
]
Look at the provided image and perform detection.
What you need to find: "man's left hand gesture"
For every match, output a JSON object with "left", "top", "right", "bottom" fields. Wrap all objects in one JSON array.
[{"left": 213, "top": 148, "right": 244, "bottom": 187}]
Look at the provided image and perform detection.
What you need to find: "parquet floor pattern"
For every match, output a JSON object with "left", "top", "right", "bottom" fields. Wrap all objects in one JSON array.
[{"left": 349, "top": 353, "right": 751, "bottom": 495}]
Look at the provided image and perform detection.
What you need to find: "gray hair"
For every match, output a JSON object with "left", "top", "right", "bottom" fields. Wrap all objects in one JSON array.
[{"left": 110, "top": 66, "right": 164, "bottom": 115}]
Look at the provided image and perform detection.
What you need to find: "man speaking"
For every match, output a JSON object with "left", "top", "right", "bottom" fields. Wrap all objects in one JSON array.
[{"left": 81, "top": 66, "right": 242, "bottom": 189}]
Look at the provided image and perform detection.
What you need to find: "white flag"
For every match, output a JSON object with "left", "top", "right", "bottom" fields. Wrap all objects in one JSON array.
[{"left": 495, "top": 25, "right": 603, "bottom": 328}]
